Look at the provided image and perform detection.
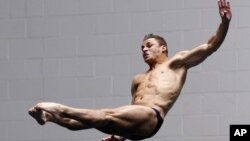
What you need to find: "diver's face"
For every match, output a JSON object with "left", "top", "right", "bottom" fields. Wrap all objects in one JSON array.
[{"left": 141, "top": 38, "right": 163, "bottom": 63}]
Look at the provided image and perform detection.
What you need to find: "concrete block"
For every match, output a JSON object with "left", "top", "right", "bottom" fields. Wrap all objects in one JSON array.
[
  {"left": 183, "top": 115, "right": 219, "bottom": 136},
  {"left": 112, "top": 75, "right": 132, "bottom": 96},
  {"left": 60, "top": 58, "right": 94, "bottom": 77},
  {"left": 9, "top": 79, "right": 43, "bottom": 100},
  {"left": 28, "top": 18, "right": 59, "bottom": 38},
  {"left": 0, "top": 0, "right": 9, "bottom": 18},
  {"left": 161, "top": 32, "right": 182, "bottom": 56},
  {"left": 237, "top": 71, "right": 250, "bottom": 91},
  {"left": 60, "top": 16, "right": 95, "bottom": 36},
  {"left": 232, "top": 0, "right": 250, "bottom": 6},
  {"left": 96, "top": 13, "right": 130, "bottom": 34},
  {"left": 201, "top": 116, "right": 220, "bottom": 136},
  {"left": 27, "top": 0, "right": 44, "bottom": 17},
  {"left": 5, "top": 100, "right": 39, "bottom": 120},
  {"left": 8, "top": 121, "right": 42, "bottom": 140},
  {"left": 219, "top": 113, "right": 250, "bottom": 135},
  {"left": 220, "top": 29, "right": 237, "bottom": 49},
  {"left": 77, "top": 58, "right": 95, "bottom": 77},
  {"left": 130, "top": 54, "right": 148, "bottom": 75},
  {"left": 149, "top": 0, "right": 182, "bottom": 11},
  {"left": 235, "top": 28, "right": 250, "bottom": 49},
  {"left": 163, "top": 10, "right": 202, "bottom": 31},
  {"left": 44, "top": 0, "right": 78, "bottom": 16},
  {"left": 44, "top": 37, "right": 77, "bottom": 57},
  {"left": 219, "top": 71, "right": 238, "bottom": 92},
  {"left": 0, "top": 121, "right": 7, "bottom": 141},
  {"left": 79, "top": 0, "right": 114, "bottom": 14},
  {"left": 182, "top": 30, "right": 210, "bottom": 49},
  {"left": 42, "top": 123, "right": 76, "bottom": 140},
  {"left": 0, "top": 19, "right": 26, "bottom": 39},
  {"left": 95, "top": 55, "right": 130, "bottom": 76},
  {"left": 44, "top": 78, "right": 77, "bottom": 100},
  {"left": 238, "top": 50, "right": 250, "bottom": 70},
  {"left": 237, "top": 93, "right": 250, "bottom": 113},
  {"left": 167, "top": 96, "right": 183, "bottom": 116},
  {"left": 202, "top": 93, "right": 236, "bottom": 114},
  {"left": 10, "top": 0, "right": 26, "bottom": 18},
  {"left": 0, "top": 40, "right": 9, "bottom": 60},
  {"left": 183, "top": 0, "right": 215, "bottom": 9},
  {"left": 59, "top": 98, "right": 95, "bottom": 109},
  {"left": 237, "top": 7, "right": 250, "bottom": 28},
  {"left": 0, "top": 60, "right": 25, "bottom": 79},
  {"left": 201, "top": 136, "right": 228, "bottom": 141},
  {"left": 182, "top": 94, "right": 202, "bottom": 115},
  {"left": 157, "top": 116, "right": 182, "bottom": 137},
  {"left": 183, "top": 115, "right": 203, "bottom": 136},
  {"left": 184, "top": 72, "right": 219, "bottom": 93},
  {"left": 78, "top": 35, "right": 113, "bottom": 56},
  {"left": 76, "top": 129, "right": 107, "bottom": 140},
  {"left": 201, "top": 50, "right": 237, "bottom": 72},
  {"left": 42, "top": 59, "right": 60, "bottom": 77},
  {"left": 94, "top": 96, "right": 130, "bottom": 108},
  {"left": 115, "top": 0, "right": 148, "bottom": 12},
  {"left": 78, "top": 76, "right": 112, "bottom": 98},
  {"left": 113, "top": 33, "right": 143, "bottom": 55},
  {"left": 60, "top": 58, "right": 78, "bottom": 77},
  {"left": 202, "top": 8, "right": 220, "bottom": 29},
  {"left": 25, "top": 59, "right": 43, "bottom": 78},
  {"left": 131, "top": 12, "right": 166, "bottom": 33},
  {"left": 0, "top": 80, "right": 8, "bottom": 101},
  {"left": 10, "top": 39, "right": 44, "bottom": 59}
]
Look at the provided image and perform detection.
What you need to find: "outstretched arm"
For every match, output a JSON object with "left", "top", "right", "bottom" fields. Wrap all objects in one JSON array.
[
  {"left": 170, "top": 0, "right": 232, "bottom": 69},
  {"left": 207, "top": 0, "right": 232, "bottom": 50}
]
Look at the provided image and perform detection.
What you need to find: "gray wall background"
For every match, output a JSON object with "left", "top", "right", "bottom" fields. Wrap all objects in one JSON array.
[{"left": 0, "top": 0, "right": 250, "bottom": 141}]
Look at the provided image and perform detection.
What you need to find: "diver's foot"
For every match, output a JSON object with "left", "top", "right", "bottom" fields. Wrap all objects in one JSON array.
[
  {"left": 36, "top": 102, "right": 63, "bottom": 114},
  {"left": 102, "top": 135, "right": 125, "bottom": 141},
  {"left": 28, "top": 106, "right": 49, "bottom": 125}
]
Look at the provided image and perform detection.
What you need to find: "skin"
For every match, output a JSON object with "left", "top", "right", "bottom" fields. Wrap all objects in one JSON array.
[{"left": 28, "top": 0, "right": 232, "bottom": 141}]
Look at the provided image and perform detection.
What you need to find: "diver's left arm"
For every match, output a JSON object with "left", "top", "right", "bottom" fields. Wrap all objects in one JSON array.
[
  {"left": 207, "top": 0, "right": 232, "bottom": 53},
  {"left": 169, "top": 0, "right": 232, "bottom": 69}
]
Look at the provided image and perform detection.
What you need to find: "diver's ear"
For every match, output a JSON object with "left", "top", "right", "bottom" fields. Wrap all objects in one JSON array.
[
  {"left": 161, "top": 45, "right": 168, "bottom": 56},
  {"left": 161, "top": 45, "right": 167, "bottom": 53}
]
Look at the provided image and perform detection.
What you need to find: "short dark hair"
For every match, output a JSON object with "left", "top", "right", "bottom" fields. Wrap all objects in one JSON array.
[{"left": 143, "top": 33, "right": 168, "bottom": 55}]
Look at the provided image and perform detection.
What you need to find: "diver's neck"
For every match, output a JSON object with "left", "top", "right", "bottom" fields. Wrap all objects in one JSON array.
[{"left": 148, "top": 56, "right": 168, "bottom": 70}]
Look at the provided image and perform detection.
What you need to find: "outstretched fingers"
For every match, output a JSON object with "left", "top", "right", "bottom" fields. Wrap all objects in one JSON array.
[
  {"left": 217, "top": 0, "right": 232, "bottom": 21},
  {"left": 227, "top": 1, "right": 231, "bottom": 10},
  {"left": 218, "top": 0, "right": 222, "bottom": 9},
  {"left": 218, "top": 0, "right": 230, "bottom": 9}
]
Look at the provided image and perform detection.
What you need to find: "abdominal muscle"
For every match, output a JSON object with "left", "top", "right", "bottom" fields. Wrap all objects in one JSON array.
[
  {"left": 132, "top": 89, "right": 180, "bottom": 118},
  {"left": 131, "top": 67, "right": 187, "bottom": 117}
]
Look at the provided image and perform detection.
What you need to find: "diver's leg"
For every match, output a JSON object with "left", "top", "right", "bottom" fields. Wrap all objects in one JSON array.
[{"left": 32, "top": 102, "right": 157, "bottom": 139}]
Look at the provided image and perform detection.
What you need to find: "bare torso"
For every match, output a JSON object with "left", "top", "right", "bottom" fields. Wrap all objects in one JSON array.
[{"left": 131, "top": 60, "right": 187, "bottom": 118}]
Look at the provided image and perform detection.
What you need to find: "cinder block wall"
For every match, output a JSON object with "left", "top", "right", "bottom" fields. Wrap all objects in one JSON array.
[{"left": 0, "top": 0, "right": 250, "bottom": 141}]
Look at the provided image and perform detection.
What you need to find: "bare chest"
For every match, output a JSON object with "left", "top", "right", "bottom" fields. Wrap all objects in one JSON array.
[{"left": 136, "top": 67, "right": 185, "bottom": 94}]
